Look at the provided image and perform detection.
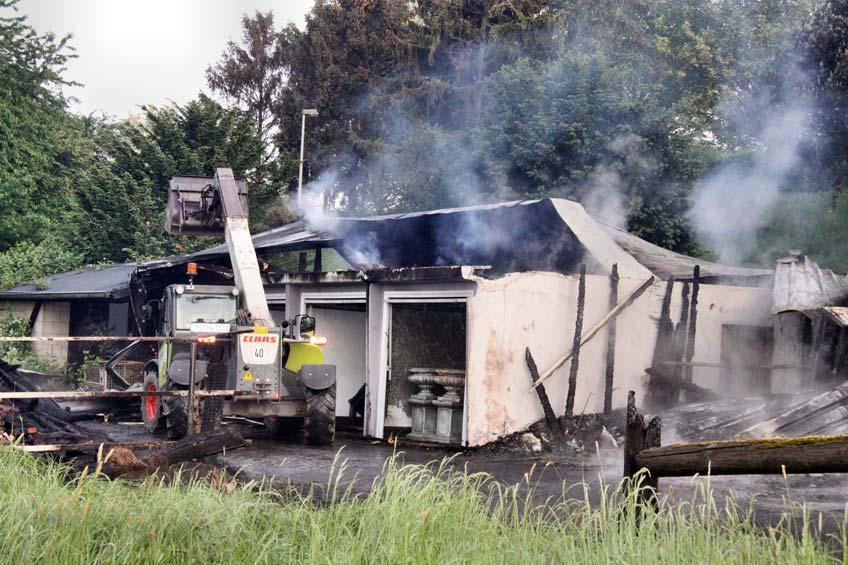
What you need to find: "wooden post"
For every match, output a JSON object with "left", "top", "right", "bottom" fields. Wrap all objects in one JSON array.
[
  {"left": 623, "top": 390, "right": 661, "bottom": 508},
  {"left": 623, "top": 391, "right": 644, "bottom": 480},
  {"left": 683, "top": 265, "right": 700, "bottom": 383},
  {"left": 526, "top": 348, "right": 563, "bottom": 441},
  {"left": 647, "top": 279, "right": 676, "bottom": 408},
  {"left": 603, "top": 264, "right": 619, "bottom": 415},
  {"left": 565, "top": 264, "right": 587, "bottom": 418},
  {"left": 669, "top": 282, "right": 690, "bottom": 403}
]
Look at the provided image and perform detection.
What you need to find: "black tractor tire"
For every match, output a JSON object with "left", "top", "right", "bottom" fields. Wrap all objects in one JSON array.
[
  {"left": 303, "top": 383, "right": 336, "bottom": 446},
  {"left": 201, "top": 362, "right": 226, "bottom": 432},
  {"left": 162, "top": 381, "right": 189, "bottom": 440},
  {"left": 140, "top": 370, "right": 164, "bottom": 433}
]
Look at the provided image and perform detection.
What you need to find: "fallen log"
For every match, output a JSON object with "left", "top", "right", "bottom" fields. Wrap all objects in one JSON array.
[
  {"left": 533, "top": 275, "right": 655, "bottom": 389},
  {"left": 149, "top": 427, "right": 246, "bottom": 467},
  {"left": 635, "top": 434, "right": 848, "bottom": 477},
  {"left": 74, "top": 428, "right": 248, "bottom": 478}
]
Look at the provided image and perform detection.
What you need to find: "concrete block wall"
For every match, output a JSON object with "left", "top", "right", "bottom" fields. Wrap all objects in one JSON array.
[
  {"left": 31, "top": 302, "right": 71, "bottom": 364},
  {"left": 1, "top": 300, "right": 35, "bottom": 321}
]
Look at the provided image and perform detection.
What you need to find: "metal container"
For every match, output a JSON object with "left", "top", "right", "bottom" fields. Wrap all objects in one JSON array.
[{"left": 165, "top": 175, "right": 249, "bottom": 235}]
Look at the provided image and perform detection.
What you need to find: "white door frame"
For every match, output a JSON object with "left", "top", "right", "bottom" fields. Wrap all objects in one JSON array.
[{"left": 376, "top": 288, "right": 473, "bottom": 444}]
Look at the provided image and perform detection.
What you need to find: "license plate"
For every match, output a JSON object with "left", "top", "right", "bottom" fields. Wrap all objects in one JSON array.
[{"left": 189, "top": 322, "right": 231, "bottom": 333}]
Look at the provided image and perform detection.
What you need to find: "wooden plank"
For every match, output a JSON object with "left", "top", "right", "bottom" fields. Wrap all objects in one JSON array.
[
  {"left": 8, "top": 441, "right": 170, "bottom": 453},
  {"left": 533, "top": 276, "right": 655, "bottom": 389},
  {"left": 636, "top": 434, "right": 848, "bottom": 477}
]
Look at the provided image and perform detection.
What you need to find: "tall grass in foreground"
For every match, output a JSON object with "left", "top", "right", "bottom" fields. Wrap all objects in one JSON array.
[{"left": 0, "top": 449, "right": 844, "bottom": 564}]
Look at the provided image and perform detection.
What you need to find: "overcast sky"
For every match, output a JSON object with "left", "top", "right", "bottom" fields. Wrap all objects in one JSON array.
[{"left": 17, "top": 0, "right": 313, "bottom": 117}]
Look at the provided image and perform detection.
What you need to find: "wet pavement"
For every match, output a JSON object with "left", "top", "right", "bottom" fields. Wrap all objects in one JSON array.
[{"left": 86, "top": 421, "right": 848, "bottom": 534}]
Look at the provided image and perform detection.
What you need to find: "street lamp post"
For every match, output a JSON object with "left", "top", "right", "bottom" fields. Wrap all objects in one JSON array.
[{"left": 298, "top": 108, "right": 319, "bottom": 209}]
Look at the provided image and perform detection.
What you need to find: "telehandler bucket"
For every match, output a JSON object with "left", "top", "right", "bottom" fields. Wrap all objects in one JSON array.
[{"left": 165, "top": 175, "right": 249, "bottom": 235}]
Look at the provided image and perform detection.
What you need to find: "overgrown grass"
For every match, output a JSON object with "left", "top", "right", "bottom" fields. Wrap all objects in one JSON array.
[{"left": 0, "top": 448, "right": 843, "bottom": 563}]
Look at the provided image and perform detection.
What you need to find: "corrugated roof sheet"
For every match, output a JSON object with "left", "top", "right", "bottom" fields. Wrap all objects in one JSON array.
[
  {"left": 772, "top": 253, "right": 848, "bottom": 313},
  {"left": 598, "top": 221, "right": 773, "bottom": 281},
  {"left": 823, "top": 306, "right": 848, "bottom": 328},
  {"left": 0, "top": 264, "right": 137, "bottom": 300}
]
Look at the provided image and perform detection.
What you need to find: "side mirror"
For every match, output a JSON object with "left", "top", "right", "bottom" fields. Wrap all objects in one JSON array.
[{"left": 299, "top": 315, "right": 316, "bottom": 335}]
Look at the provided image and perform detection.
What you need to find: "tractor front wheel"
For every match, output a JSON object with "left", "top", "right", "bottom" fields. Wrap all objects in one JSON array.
[
  {"left": 162, "top": 381, "right": 189, "bottom": 440},
  {"left": 303, "top": 383, "right": 335, "bottom": 446},
  {"left": 141, "top": 371, "right": 164, "bottom": 433}
]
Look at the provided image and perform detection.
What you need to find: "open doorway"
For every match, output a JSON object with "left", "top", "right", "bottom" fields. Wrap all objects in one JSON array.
[
  {"left": 306, "top": 301, "right": 367, "bottom": 433},
  {"left": 384, "top": 301, "right": 467, "bottom": 444}
]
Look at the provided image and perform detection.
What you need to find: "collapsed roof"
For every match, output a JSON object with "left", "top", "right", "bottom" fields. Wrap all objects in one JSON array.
[{"left": 0, "top": 198, "right": 775, "bottom": 301}]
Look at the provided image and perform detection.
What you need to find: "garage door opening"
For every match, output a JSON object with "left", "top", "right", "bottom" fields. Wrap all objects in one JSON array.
[
  {"left": 384, "top": 301, "right": 467, "bottom": 445},
  {"left": 307, "top": 302, "right": 367, "bottom": 433}
]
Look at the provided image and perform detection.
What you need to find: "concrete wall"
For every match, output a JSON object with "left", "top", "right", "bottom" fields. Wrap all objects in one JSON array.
[
  {"left": 1, "top": 300, "right": 71, "bottom": 365},
  {"left": 463, "top": 273, "right": 773, "bottom": 446},
  {"left": 32, "top": 302, "right": 71, "bottom": 364}
]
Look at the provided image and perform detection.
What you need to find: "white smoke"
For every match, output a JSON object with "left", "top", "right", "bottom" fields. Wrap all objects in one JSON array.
[
  {"left": 688, "top": 106, "right": 809, "bottom": 265},
  {"left": 295, "top": 169, "right": 383, "bottom": 267},
  {"left": 580, "top": 133, "right": 656, "bottom": 228}
]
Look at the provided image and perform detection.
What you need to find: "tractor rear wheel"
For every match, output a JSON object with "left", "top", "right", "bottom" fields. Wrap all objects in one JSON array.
[
  {"left": 303, "top": 383, "right": 335, "bottom": 445},
  {"left": 162, "top": 381, "right": 189, "bottom": 440},
  {"left": 140, "top": 371, "right": 164, "bottom": 433}
]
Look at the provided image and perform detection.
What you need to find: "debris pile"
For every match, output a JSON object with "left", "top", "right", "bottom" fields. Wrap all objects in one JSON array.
[
  {"left": 0, "top": 360, "right": 112, "bottom": 445},
  {"left": 662, "top": 382, "right": 848, "bottom": 442},
  {"left": 0, "top": 359, "right": 248, "bottom": 479}
]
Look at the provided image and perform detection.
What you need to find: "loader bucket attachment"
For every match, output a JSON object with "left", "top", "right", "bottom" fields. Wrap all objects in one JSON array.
[{"left": 165, "top": 175, "right": 249, "bottom": 236}]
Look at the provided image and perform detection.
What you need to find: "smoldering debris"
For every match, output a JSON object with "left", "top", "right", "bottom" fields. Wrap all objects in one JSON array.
[{"left": 661, "top": 382, "right": 848, "bottom": 443}]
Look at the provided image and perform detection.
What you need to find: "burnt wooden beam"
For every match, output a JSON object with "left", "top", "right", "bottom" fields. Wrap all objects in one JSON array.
[
  {"left": 603, "top": 264, "right": 619, "bottom": 415},
  {"left": 644, "top": 367, "right": 718, "bottom": 402},
  {"left": 534, "top": 276, "right": 655, "bottom": 389},
  {"left": 623, "top": 391, "right": 661, "bottom": 507},
  {"left": 526, "top": 348, "right": 563, "bottom": 441},
  {"left": 565, "top": 264, "right": 587, "bottom": 418},
  {"left": 28, "top": 301, "right": 42, "bottom": 329},
  {"left": 683, "top": 265, "right": 700, "bottom": 383},
  {"left": 647, "top": 279, "right": 676, "bottom": 408}
]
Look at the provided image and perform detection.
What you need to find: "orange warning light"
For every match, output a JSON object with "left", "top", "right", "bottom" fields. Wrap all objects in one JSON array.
[{"left": 186, "top": 262, "right": 198, "bottom": 276}]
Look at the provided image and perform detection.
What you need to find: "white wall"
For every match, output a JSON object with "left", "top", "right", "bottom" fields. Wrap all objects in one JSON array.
[
  {"left": 1, "top": 300, "right": 71, "bottom": 365},
  {"left": 463, "top": 273, "right": 773, "bottom": 446},
  {"left": 308, "top": 305, "right": 367, "bottom": 417}
]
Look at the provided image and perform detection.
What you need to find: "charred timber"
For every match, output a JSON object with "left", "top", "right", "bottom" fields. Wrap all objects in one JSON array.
[
  {"left": 603, "top": 264, "right": 619, "bottom": 415},
  {"left": 565, "top": 264, "right": 587, "bottom": 418},
  {"left": 635, "top": 434, "right": 848, "bottom": 477},
  {"left": 526, "top": 348, "right": 563, "bottom": 441}
]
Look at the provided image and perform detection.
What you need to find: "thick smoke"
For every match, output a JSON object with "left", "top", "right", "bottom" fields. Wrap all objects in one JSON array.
[{"left": 688, "top": 105, "right": 810, "bottom": 265}]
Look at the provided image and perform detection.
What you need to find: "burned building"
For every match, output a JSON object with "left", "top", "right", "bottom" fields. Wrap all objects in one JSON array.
[{"left": 3, "top": 198, "right": 818, "bottom": 446}]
